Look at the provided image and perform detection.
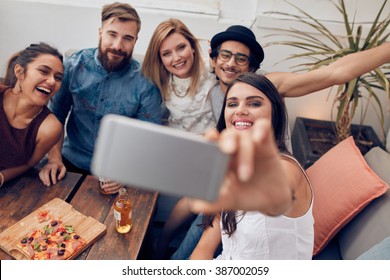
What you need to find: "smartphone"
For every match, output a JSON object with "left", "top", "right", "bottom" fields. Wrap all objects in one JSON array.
[{"left": 91, "top": 115, "right": 230, "bottom": 201}]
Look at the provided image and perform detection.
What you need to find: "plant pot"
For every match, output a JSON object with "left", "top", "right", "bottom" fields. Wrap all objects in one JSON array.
[{"left": 291, "top": 117, "right": 385, "bottom": 168}]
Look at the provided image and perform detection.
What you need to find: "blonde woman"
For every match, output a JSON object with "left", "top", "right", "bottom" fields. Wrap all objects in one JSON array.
[
  {"left": 142, "top": 18, "right": 217, "bottom": 258},
  {"left": 142, "top": 18, "right": 216, "bottom": 134}
]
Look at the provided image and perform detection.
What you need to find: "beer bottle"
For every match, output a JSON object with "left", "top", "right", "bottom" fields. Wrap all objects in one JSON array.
[{"left": 113, "top": 187, "right": 132, "bottom": 234}]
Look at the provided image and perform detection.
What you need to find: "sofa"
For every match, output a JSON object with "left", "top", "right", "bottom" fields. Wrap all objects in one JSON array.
[{"left": 308, "top": 142, "right": 390, "bottom": 260}]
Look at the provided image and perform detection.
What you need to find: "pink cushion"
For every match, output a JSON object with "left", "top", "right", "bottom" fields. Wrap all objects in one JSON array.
[{"left": 306, "top": 136, "right": 389, "bottom": 256}]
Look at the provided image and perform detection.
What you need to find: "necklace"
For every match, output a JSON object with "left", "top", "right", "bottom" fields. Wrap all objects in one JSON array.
[{"left": 171, "top": 76, "right": 190, "bottom": 98}]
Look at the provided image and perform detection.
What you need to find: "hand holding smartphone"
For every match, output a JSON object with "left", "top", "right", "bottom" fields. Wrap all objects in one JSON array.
[{"left": 91, "top": 115, "right": 229, "bottom": 201}]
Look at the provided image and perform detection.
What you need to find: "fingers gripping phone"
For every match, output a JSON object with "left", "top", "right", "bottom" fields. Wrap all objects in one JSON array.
[{"left": 91, "top": 115, "right": 229, "bottom": 201}]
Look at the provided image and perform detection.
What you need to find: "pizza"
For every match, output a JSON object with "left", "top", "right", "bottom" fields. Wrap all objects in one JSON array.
[{"left": 19, "top": 219, "right": 86, "bottom": 260}]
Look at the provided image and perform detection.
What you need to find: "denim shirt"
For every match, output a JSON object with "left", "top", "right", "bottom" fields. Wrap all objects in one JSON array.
[{"left": 49, "top": 48, "right": 162, "bottom": 170}]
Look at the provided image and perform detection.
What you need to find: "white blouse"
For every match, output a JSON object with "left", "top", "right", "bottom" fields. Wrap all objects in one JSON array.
[
  {"left": 165, "top": 68, "right": 216, "bottom": 134},
  {"left": 216, "top": 156, "right": 314, "bottom": 260}
]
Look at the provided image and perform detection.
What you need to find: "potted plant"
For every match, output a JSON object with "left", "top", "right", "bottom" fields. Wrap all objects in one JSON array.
[{"left": 265, "top": 0, "right": 390, "bottom": 167}]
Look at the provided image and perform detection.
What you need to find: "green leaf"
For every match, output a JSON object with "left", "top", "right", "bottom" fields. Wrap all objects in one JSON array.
[
  {"left": 42, "top": 224, "right": 53, "bottom": 235},
  {"left": 33, "top": 241, "right": 41, "bottom": 251},
  {"left": 65, "top": 225, "right": 75, "bottom": 234}
]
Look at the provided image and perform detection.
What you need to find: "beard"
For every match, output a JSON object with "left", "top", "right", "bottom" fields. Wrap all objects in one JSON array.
[{"left": 98, "top": 42, "right": 132, "bottom": 72}]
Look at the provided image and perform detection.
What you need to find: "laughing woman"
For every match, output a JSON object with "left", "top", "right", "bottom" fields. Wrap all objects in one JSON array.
[{"left": 0, "top": 43, "right": 64, "bottom": 187}]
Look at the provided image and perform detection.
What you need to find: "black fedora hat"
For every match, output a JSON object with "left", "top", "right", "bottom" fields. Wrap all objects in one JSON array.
[{"left": 210, "top": 25, "right": 264, "bottom": 66}]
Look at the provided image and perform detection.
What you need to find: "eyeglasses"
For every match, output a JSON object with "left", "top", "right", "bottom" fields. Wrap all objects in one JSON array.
[{"left": 217, "top": 50, "right": 250, "bottom": 66}]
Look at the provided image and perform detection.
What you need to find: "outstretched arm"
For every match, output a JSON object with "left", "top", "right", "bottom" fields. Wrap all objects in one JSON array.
[{"left": 267, "top": 42, "right": 390, "bottom": 97}]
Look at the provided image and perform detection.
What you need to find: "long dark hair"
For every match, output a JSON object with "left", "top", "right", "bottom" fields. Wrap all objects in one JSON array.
[
  {"left": 2, "top": 42, "right": 63, "bottom": 88},
  {"left": 202, "top": 72, "right": 289, "bottom": 237},
  {"left": 217, "top": 72, "right": 288, "bottom": 151}
]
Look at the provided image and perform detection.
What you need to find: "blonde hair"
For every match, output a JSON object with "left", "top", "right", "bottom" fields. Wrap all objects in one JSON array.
[
  {"left": 101, "top": 2, "right": 141, "bottom": 33},
  {"left": 142, "top": 18, "right": 205, "bottom": 100}
]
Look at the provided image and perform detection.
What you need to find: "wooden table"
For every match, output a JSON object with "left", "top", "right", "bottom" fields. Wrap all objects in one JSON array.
[
  {"left": 0, "top": 168, "right": 83, "bottom": 260},
  {"left": 71, "top": 175, "right": 158, "bottom": 260},
  {"left": 0, "top": 172, "right": 158, "bottom": 260}
]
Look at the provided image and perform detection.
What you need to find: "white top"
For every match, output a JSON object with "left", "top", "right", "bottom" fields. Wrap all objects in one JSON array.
[
  {"left": 216, "top": 156, "right": 314, "bottom": 260},
  {"left": 165, "top": 68, "right": 216, "bottom": 134}
]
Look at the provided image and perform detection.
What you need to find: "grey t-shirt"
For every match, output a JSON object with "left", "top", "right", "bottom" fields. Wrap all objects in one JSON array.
[{"left": 210, "top": 83, "right": 225, "bottom": 122}]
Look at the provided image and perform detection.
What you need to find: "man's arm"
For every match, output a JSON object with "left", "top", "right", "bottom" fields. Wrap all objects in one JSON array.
[
  {"left": 267, "top": 42, "right": 390, "bottom": 97},
  {"left": 137, "top": 85, "right": 162, "bottom": 124}
]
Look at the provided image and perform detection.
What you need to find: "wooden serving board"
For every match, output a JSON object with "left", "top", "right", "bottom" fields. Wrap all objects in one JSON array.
[{"left": 0, "top": 198, "right": 106, "bottom": 260}]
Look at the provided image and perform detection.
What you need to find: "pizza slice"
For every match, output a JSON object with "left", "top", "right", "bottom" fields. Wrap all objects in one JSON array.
[
  {"left": 36, "top": 210, "right": 51, "bottom": 223},
  {"left": 18, "top": 220, "right": 86, "bottom": 260},
  {"left": 49, "top": 223, "right": 87, "bottom": 259}
]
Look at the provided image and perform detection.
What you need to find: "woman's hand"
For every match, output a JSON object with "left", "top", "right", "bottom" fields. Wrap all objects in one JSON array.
[
  {"left": 39, "top": 160, "right": 67, "bottom": 186},
  {"left": 190, "top": 119, "right": 293, "bottom": 215}
]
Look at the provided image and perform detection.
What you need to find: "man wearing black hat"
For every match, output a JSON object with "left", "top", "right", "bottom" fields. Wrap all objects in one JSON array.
[
  {"left": 208, "top": 24, "right": 390, "bottom": 122},
  {"left": 208, "top": 25, "right": 265, "bottom": 120},
  {"left": 207, "top": 25, "right": 295, "bottom": 152}
]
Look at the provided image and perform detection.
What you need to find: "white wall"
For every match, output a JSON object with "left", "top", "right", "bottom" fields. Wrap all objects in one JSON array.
[{"left": 1, "top": 0, "right": 389, "bottom": 142}]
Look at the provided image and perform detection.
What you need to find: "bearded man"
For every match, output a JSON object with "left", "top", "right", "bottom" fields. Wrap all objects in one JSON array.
[{"left": 39, "top": 2, "right": 161, "bottom": 191}]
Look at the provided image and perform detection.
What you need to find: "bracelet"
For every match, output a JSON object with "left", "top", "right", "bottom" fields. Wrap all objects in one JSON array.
[{"left": 0, "top": 172, "right": 4, "bottom": 188}]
